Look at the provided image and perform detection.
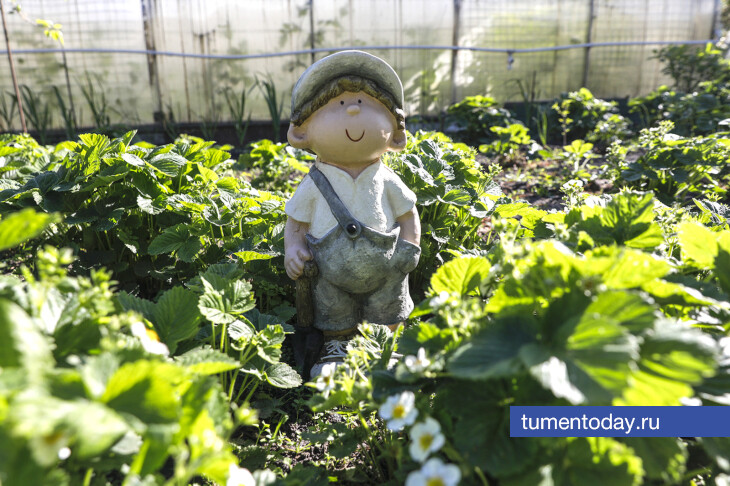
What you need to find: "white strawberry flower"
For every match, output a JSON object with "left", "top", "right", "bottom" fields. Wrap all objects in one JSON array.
[
  {"left": 404, "top": 347, "right": 431, "bottom": 374},
  {"left": 378, "top": 391, "right": 418, "bottom": 431},
  {"left": 315, "top": 362, "right": 337, "bottom": 398},
  {"left": 409, "top": 417, "right": 445, "bottom": 462},
  {"left": 405, "top": 457, "right": 461, "bottom": 486},
  {"left": 131, "top": 321, "right": 169, "bottom": 356},
  {"left": 29, "top": 430, "right": 71, "bottom": 466},
  {"left": 226, "top": 463, "right": 255, "bottom": 486}
]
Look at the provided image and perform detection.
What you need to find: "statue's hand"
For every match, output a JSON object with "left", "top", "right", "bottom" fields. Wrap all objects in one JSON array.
[{"left": 285, "top": 245, "right": 313, "bottom": 280}]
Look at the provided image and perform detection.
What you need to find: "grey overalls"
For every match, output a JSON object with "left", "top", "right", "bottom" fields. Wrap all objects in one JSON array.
[{"left": 305, "top": 166, "right": 421, "bottom": 332}]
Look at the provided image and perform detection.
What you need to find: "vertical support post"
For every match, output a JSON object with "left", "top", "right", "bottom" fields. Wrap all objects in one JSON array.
[
  {"left": 450, "top": 0, "right": 462, "bottom": 105},
  {"left": 710, "top": 0, "right": 722, "bottom": 40},
  {"left": 0, "top": 0, "right": 26, "bottom": 132},
  {"left": 309, "top": 0, "right": 316, "bottom": 64},
  {"left": 61, "top": 49, "right": 77, "bottom": 130},
  {"left": 582, "top": 0, "right": 595, "bottom": 88},
  {"left": 141, "top": 0, "right": 164, "bottom": 122},
  {"left": 176, "top": 0, "right": 191, "bottom": 121}
]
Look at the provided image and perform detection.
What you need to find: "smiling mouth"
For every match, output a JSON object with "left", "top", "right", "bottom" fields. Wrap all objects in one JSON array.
[{"left": 345, "top": 129, "right": 365, "bottom": 142}]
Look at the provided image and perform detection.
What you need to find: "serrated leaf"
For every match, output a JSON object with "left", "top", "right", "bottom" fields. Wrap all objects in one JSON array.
[
  {"left": 448, "top": 316, "right": 535, "bottom": 380},
  {"left": 101, "top": 361, "right": 181, "bottom": 423},
  {"left": 65, "top": 401, "right": 130, "bottom": 459},
  {"left": 148, "top": 224, "right": 190, "bottom": 255},
  {"left": 117, "top": 292, "right": 156, "bottom": 322},
  {"left": 438, "top": 189, "right": 471, "bottom": 206},
  {"left": 430, "top": 256, "right": 491, "bottom": 297},
  {"left": 0, "top": 208, "right": 58, "bottom": 251},
  {"left": 175, "top": 347, "right": 240, "bottom": 375},
  {"left": 148, "top": 152, "right": 188, "bottom": 177},
  {"left": 265, "top": 362, "right": 302, "bottom": 388},
  {"left": 177, "top": 237, "right": 202, "bottom": 263},
  {"left": 152, "top": 286, "right": 202, "bottom": 353},
  {"left": 121, "top": 152, "right": 145, "bottom": 167},
  {"left": 234, "top": 251, "right": 276, "bottom": 263},
  {"left": 228, "top": 319, "right": 255, "bottom": 341},
  {"left": 0, "top": 298, "right": 54, "bottom": 382},
  {"left": 198, "top": 279, "right": 255, "bottom": 325},
  {"left": 677, "top": 221, "right": 717, "bottom": 268},
  {"left": 137, "top": 195, "right": 166, "bottom": 215}
]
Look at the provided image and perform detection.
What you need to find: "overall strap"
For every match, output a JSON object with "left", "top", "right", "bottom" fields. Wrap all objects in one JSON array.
[{"left": 308, "top": 165, "right": 362, "bottom": 239}]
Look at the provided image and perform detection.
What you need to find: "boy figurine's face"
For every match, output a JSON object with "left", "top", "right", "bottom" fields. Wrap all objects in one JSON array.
[{"left": 288, "top": 91, "right": 406, "bottom": 167}]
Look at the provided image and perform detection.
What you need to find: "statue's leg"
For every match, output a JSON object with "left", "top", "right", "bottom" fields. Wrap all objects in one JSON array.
[
  {"left": 309, "top": 277, "right": 363, "bottom": 378},
  {"left": 312, "top": 277, "right": 360, "bottom": 332},
  {"left": 362, "top": 273, "right": 413, "bottom": 327}
]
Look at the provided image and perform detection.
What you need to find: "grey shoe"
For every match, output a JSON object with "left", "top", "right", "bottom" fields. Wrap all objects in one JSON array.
[{"left": 309, "top": 336, "right": 351, "bottom": 378}]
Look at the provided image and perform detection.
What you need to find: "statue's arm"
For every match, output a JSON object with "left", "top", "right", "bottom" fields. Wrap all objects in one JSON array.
[
  {"left": 284, "top": 217, "right": 312, "bottom": 280},
  {"left": 396, "top": 206, "right": 421, "bottom": 246}
]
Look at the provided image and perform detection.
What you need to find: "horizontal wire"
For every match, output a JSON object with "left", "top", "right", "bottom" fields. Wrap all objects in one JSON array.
[{"left": 1, "top": 39, "right": 717, "bottom": 60}]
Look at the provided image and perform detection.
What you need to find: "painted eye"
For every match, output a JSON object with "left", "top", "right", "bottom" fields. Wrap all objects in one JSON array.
[{"left": 340, "top": 101, "right": 344, "bottom": 105}]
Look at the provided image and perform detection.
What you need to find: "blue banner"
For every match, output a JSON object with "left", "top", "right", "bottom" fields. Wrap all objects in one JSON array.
[{"left": 510, "top": 406, "right": 730, "bottom": 437}]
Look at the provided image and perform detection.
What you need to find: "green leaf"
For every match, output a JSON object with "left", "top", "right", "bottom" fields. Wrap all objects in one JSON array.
[
  {"left": 228, "top": 319, "right": 255, "bottom": 341},
  {"left": 147, "top": 224, "right": 191, "bottom": 255},
  {"left": 700, "top": 438, "right": 730, "bottom": 472},
  {"left": 577, "top": 291, "right": 656, "bottom": 334},
  {"left": 121, "top": 153, "right": 144, "bottom": 167},
  {"left": 677, "top": 221, "right": 717, "bottom": 268},
  {"left": 177, "top": 237, "right": 202, "bottom": 263},
  {"left": 438, "top": 189, "right": 471, "bottom": 206},
  {"left": 571, "top": 192, "right": 664, "bottom": 249},
  {"left": 175, "top": 347, "right": 240, "bottom": 375},
  {"left": 152, "top": 286, "right": 202, "bottom": 353},
  {"left": 595, "top": 249, "right": 671, "bottom": 289},
  {"left": 519, "top": 292, "right": 642, "bottom": 405},
  {"left": 430, "top": 256, "right": 491, "bottom": 296},
  {"left": 448, "top": 317, "right": 536, "bottom": 380},
  {"left": 198, "top": 278, "right": 255, "bottom": 325},
  {"left": 637, "top": 320, "right": 717, "bottom": 384},
  {"left": 0, "top": 209, "right": 58, "bottom": 251},
  {"left": 101, "top": 361, "right": 182, "bottom": 423},
  {"left": 234, "top": 251, "right": 276, "bottom": 263},
  {"left": 116, "top": 292, "right": 156, "bottom": 322},
  {"left": 0, "top": 298, "right": 54, "bottom": 382},
  {"left": 80, "top": 352, "right": 120, "bottom": 399},
  {"left": 64, "top": 401, "right": 129, "bottom": 459},
  {"left": 620, "top": 438, "right": 686, "bottom": 483},
  {"left": 148, "top": 152, "right": 188, "bottom": 177},
  {"left": 552, "top": 438, "right": 643, "bottom": 486},
  {"left": 436, "top": 383, "right": 539, "bottom": 477},
  {"left": 265, "top": 362, "right": 302, "bottom": 388},
  {"left": 716, "top": 247, "right": 730, "bottom": 295}
]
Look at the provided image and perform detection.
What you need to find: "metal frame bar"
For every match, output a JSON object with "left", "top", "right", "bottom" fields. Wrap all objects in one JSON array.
[{"left": 2, "top": 39, "right": 717, "bottom": 61}]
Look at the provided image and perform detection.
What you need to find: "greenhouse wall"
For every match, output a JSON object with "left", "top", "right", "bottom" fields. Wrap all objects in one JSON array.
[{"left": 0, "top": 0, "right": 720, "bottom": 130}]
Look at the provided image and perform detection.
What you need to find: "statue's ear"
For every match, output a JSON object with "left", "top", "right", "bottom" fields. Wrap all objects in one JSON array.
[
  {"left": 287, "top": 123, "right": 309, "bottom": 149},
  {"left": 389, "top": 128, "right": 407, "bottom": 152}
]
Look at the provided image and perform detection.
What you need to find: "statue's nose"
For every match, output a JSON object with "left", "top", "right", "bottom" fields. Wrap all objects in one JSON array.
[{"left": 346, "top": 104, "right": 360, "bottom": 116}]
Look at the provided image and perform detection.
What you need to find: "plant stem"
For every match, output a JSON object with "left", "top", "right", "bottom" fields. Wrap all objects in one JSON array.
[{"left": 82, "top": 468, "right": 94, "bottom": 486}]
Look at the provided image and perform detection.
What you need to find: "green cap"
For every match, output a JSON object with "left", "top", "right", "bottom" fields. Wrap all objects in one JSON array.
[{"left": 290, "top": 50, "right": 404, "bottom": 120}]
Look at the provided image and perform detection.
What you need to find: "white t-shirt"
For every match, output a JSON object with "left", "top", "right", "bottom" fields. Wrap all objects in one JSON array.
[{"left": 285, "top": 160, "right": 417, "bottom": 239}]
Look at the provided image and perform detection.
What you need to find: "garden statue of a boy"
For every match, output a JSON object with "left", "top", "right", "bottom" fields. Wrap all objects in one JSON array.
[{"left": 284, "top": 50, "right": 421, "bottom": 377}]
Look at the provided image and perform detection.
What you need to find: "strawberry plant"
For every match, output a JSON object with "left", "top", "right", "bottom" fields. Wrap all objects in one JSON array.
[
  {"left": 236, "top": 139, "right": 312, "bottom": 193},
  {"left": 548, "top": 88, "right": 632, "bottom": 146},
  {"left": 304, "top": 188, "right": 730, "bottom": 485},
  {"left": 0, "top": 132, "right": 290, "bottom": 303},
  {"left": 620, "top": 121, "right": 730, "bottom": 202},
  {"left": 0, "top": 225, "right": 261, "bottom": 485},
  {"left": 444, "top": 95, "right": 519, "bottom": 146},
  {"left": 383, "top": 131, "right": 502, "bottom": 298}
]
